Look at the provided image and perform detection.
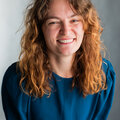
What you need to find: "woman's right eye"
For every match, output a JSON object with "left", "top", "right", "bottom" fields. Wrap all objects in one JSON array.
[
  {"left": 47, "top": 20, "right": 61, "bottom": 25},
  {"left": 49, "top": 22, "right": 57, "bottom": 25}
]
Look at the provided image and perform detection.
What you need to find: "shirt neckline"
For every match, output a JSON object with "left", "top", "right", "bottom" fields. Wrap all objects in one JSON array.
[{"left": 52, "top": 72, "right": 73, "bottom": 80}]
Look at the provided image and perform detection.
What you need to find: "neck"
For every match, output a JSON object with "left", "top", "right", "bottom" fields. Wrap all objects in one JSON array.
[{"left": 49, "top": 54, "right": 75, "bottom": 78}]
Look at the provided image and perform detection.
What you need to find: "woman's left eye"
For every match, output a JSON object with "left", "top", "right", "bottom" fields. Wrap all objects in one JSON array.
[{"left": 72, "top": 20, "right": 79, "bottom": 23}]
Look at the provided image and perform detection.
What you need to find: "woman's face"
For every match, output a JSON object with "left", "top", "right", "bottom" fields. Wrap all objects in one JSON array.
[{"left": 42, "top": 0, "right": 84, "bottom": 58}]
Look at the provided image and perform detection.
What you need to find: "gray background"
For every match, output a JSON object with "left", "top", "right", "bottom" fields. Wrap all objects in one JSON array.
[{"left": 0, "top": 0, "right": 119, "bottom": 119}]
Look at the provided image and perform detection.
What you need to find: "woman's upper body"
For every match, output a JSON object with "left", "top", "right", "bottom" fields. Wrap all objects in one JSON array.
[
  {"left": 2, "top": 58, "right": 116, "bottom": 120},
  {"left": 1, "top": 0, "right": 116, "bottom": 120}
]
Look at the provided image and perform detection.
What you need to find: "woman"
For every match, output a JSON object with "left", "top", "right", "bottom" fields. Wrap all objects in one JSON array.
[{"left": 2, "top": 0, "right": 116, "bottom": 120}]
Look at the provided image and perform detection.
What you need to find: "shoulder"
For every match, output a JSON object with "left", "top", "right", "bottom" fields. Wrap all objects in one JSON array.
[
  {"left": 101, "top": 58, "right": 116, "bottom": 95},
  {"left": 2, "top": 62, "right": 20, "bottom": 89},
  {"left": 92, "top": 59, "right": 116, "bottom": 119},
  {"left": 102, "top": 58, "right": 115, "bottom": 73},
  {"left": 102, "top": 58, "right": 116, "bottom": 83},
  {"left": 2, "top": 63, "right": 30, "bottom": 119},
  {"left": 2, "top": 62, "right": 25, "bottom": 98},
  {"left": 3, "top": 62, "right": 19, "bottom": 78}
]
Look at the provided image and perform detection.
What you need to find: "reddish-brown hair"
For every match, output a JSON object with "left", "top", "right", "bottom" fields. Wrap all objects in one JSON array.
[{"left": 18, "top": 0, "right": 107, "bottom": 98}]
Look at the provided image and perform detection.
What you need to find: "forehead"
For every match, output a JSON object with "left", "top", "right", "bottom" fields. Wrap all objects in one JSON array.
[{"left": 47, "top": 0, "right": 76, "bottom": 18}]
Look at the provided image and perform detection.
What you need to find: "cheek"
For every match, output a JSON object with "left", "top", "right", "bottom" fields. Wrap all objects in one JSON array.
[
  {"left": 45, "top": 27, "right": 59, "bottom": 40},
  {"left": 42, "top": 29, "right": 52, "bottom": 42},
  {"left": 42, "top": 27, "right": 59, "bottom": 48},
  {"left": 74, "top": 25, "right": 84, "bottom": 38}
]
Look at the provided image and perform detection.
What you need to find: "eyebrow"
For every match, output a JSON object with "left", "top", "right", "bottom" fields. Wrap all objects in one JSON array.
[{"left": 45, "top": 14, "right": 79, "bottom": 21}]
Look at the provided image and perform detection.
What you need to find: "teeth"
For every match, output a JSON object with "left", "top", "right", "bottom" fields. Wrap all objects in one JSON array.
[{"left": 58, "top": 39, "right": 73, "bottom": 43}]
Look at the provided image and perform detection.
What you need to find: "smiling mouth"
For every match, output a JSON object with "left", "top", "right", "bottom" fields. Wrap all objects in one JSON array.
[{"left": 57, "top": 38, "right": 75, "bottom": 44}]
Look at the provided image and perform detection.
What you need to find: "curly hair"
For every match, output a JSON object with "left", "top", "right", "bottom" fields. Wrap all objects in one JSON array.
[{"left": 18, "top": 0, "right": 107, "bottom": 98}]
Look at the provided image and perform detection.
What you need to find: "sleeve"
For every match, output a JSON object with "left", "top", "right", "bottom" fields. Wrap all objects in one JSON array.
[
  {"left": 1, "top": 63, "right": 30, "bottom": 120},
  {"left": 93, "top": 59, "right": 116, "bottom": 120}
]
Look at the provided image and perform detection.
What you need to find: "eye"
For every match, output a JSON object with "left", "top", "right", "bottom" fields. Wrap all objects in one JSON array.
[
  {"left": 49, "top": 22, "right": 57, "bottom": 25},
  {"left": 71, "top": 19, "right": 79, "bottom": 23},
  {"left": 48, "top": 21, "right": 60, "bottom": 25}
]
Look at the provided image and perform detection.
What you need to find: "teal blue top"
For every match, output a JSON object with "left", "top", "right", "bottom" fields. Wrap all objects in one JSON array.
[{"left": 1, "top": 58, "right": 116, "bottom": 120}]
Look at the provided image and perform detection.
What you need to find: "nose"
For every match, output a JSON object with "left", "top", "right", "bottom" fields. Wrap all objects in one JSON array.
[{"left": 59, "top": 22, "right": 71, "bottom": 35}]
